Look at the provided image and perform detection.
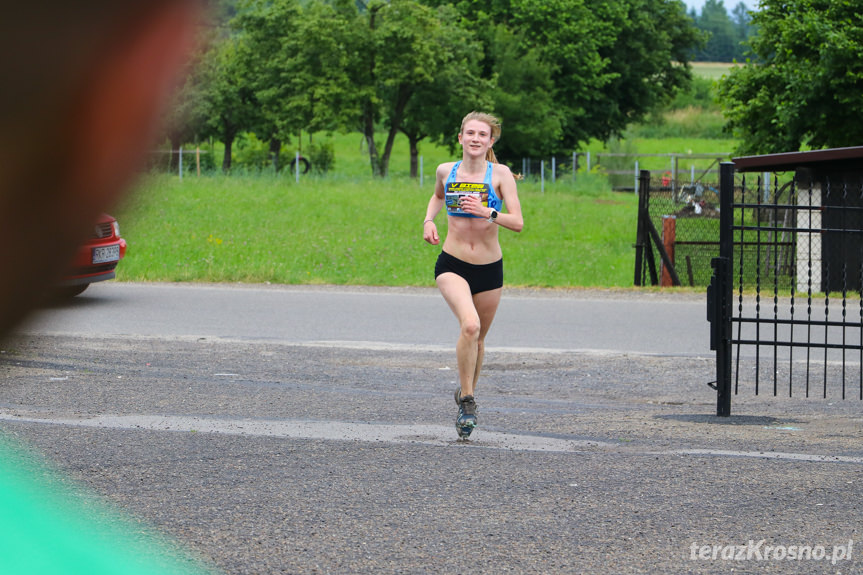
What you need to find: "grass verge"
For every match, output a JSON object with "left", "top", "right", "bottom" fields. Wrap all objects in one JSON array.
[{"left": 117, "top": 172, "right": 638, "bottom": 289}]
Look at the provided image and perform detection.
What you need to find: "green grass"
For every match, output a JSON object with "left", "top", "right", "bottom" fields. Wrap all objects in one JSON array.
[
  {"left": 116, "top": 171, "right": 638, "bottom": 289},
  {"left": 691, "top": 61, "right": 738, "bottom": 80},
  {"left": 124, "top": 128, "right": 746, "bottom": 290}
]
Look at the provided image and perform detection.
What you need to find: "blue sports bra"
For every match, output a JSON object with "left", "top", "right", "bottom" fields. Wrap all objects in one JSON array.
[{"left": 444, "top": 161, "right": 502, "bottom": 218}]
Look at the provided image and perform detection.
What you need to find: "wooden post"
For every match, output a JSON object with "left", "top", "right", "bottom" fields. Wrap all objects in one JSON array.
[
  {"left": 660, "top": 215, "right": 676, "bottom": 287},
  {"left": 196, "top": 147, "right": 201, "bottom": 177}
]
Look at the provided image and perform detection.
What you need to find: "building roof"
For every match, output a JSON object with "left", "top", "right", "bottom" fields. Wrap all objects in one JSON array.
[{"left": 732, "top": 146, "right": 863, "bottom": 173}]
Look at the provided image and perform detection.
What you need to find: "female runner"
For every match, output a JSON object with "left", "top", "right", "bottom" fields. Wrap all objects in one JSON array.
[{"left": 422, "top": 111, "right": 523, "bottom": 438}]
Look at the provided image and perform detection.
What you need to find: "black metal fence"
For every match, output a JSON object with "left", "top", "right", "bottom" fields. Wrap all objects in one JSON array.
[{"left": 708, "top": 161, "right": 863, "bottom": 416}]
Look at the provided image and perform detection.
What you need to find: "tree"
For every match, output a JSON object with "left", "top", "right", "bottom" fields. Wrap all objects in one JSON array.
[
  {"left": 484, "top": 24, "right": 563, "bottom": 160},
  {"left": 232, "top": 0, "right": 304, "bottom": 171},
  {"left": 398, "top": 4, "right": 493, "bottom": 177},
  {"left": 355, "top": 0, "right": 486, "bottom": 177},
  {"left": 423, "top": 0, "right": 701, "bottom": 158},
  {"left": 718, "top": 0, "right": 863, "bottom": 154},
  {"left": 730, "top": 1, "right": 753, "bottom": 56},
  {"left": 197, "top": 35, "right": 261, "bottom": 171},
  {"left": 160, "top": 42, "right": 212, "bottom": 171},
  {"left": 695, "top": 0, "right": 736, "bottom": 62}
]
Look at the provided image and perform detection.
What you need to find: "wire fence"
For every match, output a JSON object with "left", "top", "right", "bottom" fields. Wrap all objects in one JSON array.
[{"left": 635, "top": 170, "right": 726, "bottom": 287}]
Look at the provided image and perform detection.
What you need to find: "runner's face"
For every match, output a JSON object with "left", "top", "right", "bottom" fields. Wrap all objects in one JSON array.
[{"left": 459, "top": 120, "right": 494, "bottom": 158}]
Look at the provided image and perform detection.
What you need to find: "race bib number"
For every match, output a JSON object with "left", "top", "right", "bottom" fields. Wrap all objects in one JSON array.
[{"left": 445, "top": 182, "right": 490, "bottom": 215}]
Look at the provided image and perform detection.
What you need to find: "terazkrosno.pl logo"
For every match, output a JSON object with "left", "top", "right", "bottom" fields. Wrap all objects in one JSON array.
[{"left": 689, "top": 539, "right": 854, "bottom": 565}]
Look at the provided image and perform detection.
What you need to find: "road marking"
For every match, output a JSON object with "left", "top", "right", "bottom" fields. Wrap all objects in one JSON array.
[
  {"left": 0, "top": 412, "right": 599, "bottom": 453},
  {"left": 2, "top": 411, "right": 863, "bottom": 463},
  {"left": 12, "top": 331, "right": 712, "bottom": 358}
]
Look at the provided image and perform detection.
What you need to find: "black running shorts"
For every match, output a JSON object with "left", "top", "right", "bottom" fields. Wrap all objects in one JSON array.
[{"left": 434, "top": 251, "right": 503, "bottom": 295}]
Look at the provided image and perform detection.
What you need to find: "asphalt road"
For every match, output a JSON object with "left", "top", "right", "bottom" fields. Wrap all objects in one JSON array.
[
  {"left": 19, "top": 282, "right": 710, "bottom": 356},
  {"left": 2, "top": 283, "right": 862, "bottom": 574}
]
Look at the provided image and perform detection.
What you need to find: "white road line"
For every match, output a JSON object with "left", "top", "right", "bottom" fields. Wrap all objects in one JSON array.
[
  {"left": 10, "top": 331, "right": 711, "bottom": 358},
  {"left": 2, "top": 411, "right": 863, "bottom": 463},
  {"left": 0, "top": 412, "right": 599, "bottom": 453}
]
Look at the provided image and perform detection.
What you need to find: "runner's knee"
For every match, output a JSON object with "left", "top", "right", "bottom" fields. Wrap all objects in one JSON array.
[{"left": 460, "top": 317, "right": 481, "bottom": 341}]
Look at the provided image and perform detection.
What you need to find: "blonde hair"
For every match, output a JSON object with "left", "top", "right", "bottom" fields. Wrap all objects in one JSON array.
[{"left": 460, "top": 111, "right": 501, "bottom": 163}]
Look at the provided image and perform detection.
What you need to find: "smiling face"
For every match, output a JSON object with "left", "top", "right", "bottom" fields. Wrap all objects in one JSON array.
[{"left": 458, "top": 119, "right": 495, "bottom": 160}]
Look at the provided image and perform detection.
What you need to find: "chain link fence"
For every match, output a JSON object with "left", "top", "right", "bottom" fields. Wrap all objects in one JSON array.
[{"left": 635, "top": 168, "right": 728, "bottom": 287}]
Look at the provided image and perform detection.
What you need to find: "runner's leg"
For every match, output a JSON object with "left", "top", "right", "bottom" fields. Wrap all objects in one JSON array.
[
  {"left": 436, "top": 272, "right": 481, "bottom": 398},
  {"left": 470, "top": 287, "right": 502, "bottom": 394}
]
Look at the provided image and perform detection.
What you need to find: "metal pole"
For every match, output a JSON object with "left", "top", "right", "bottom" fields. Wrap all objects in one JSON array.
[
  {"left": 634, "top": 170, "right": 651, "bottom": 286},
  {"left": 541, "top": 160, "right": 545, "bottom": 193},
  {"left": 634, "top": 160, "right": 639, "bottom": 194},
  {"left": 295, "top": 151, "right": 300, "bottom": 183},
  {"left": 572, "top": 152, "right": 577, "bottom": 183},
  {"left": 552, "top": 157, "right": 556, "bottom": 184},
  {"left": 179, "top": 146, "right": 183, "bottom": 181},
  {"left": 715, "top": 161, "right": 736, "bottom": 417},
  {"left": 586, "top": 151, "right": 591, "bottom": 173}
]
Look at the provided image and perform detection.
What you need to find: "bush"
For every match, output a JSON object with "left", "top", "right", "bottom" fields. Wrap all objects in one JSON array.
[
  {"left": 307, "top": 139, "right": 335, "bottom": 174},
  {"left": 234, "top": 133, "right": 278, "bottom": 171}
]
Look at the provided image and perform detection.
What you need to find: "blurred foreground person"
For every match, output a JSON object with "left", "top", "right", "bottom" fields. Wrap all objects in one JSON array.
[
  {"left": 0, "top": 1, "right": 199, "bottom": 336},
  {"left": 0, "top": 3, "right": 214, "bottom": 574}
]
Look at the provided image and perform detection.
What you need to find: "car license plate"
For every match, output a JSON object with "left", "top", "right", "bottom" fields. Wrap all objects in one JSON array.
[{"left": 92, "top": 245, "right": 120, "bottom": 264}]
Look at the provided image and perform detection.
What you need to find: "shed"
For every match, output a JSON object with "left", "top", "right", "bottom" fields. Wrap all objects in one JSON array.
[{"left": 732, "top": 147, "right": 863, "bottom": 293}]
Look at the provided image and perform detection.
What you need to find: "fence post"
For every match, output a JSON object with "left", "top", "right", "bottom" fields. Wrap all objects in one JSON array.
[
  {"left": 572, "top": 152, "right": 577, "bottom": 183},
  {"left": 552, "top": 157, "right": 556, "bottom": 184},
  {"left": 541, "top": 160, "right": 545, "bottom": 193},
  {"left": 196, "top": 147, "right": 201, "bottom": 177},
  {"left": 634, "top": 170, "right": 652, "bottom": 286},
  {"left": 713, "top": 161, "right": 736, "bottom": 417},
  {"left": 660, "top": 216, "right": 676, "bottom": 286},
  {"left": 586, "top": 151, "right": 591, "bottom": 173},
  {"left": 295, "top": 151, "right": 300, "bottom": 183},
  {"left": 179, "top": 146, "right": 183, "bottom": 181},
  {"left": 672, "top": 155, "right": 677, "bottom": 199}
]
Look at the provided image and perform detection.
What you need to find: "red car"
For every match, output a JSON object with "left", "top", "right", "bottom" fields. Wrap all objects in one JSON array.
[{"left": 58, "top": 214, "right": 127, "bottom": 297}]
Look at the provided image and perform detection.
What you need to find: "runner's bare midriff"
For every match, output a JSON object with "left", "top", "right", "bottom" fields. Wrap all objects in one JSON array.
[{"left": 443, "top": 215, "right": 501, "bottom": 265}]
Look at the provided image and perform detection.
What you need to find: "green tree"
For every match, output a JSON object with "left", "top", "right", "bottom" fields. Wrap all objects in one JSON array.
[
  {"left": 423, "top": 0, "right": 701, "bottom": 158},
  {"left": 356, "top": 0, "right": 486, "bottom": 177},
  {"left": 718, "top": 0, "right": 863, "bottom": 154},
  {"left": 160, "top": 42, "right": 212, "bottom": 170},
  {"left": 695, "top": 0, "right": 736, "bottom": 61},
  {"left": 197, "top": 35, "right": 261, "bottom": 171},
  {"left": 730, "top": 1, "right": 753, "bottom": 59},
  {"left": 398, "top": 4, "right": 493, "bottom": 177},
  {"left": 231, "top": 0, "right": 303, "bottom": 171},
  {"left": 485, "top": 24, "right": 562, "bottom": 160}
]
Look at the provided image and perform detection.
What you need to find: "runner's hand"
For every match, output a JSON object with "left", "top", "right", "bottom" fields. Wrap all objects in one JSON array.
[
  {"left": 423, "top": 221, "right": 439, "bottom": 245},
  {"left": 458, "top": 194, "right": 486, "bottom": 217}
]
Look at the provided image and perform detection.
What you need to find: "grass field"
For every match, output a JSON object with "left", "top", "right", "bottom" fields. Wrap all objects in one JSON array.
[
  {"left": 691, "top": 61, "right": 737, "bottom": 80},
  {"left": 117, "top": 172, "right": 639, "bottom": 289},
  {"left": 124, "top": 97, "right": 740, "bottom": 291}
]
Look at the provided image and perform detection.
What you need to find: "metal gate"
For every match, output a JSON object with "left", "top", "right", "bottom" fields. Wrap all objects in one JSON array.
[{"left": 708, "top": 157, "right": 863, "bottom": 416}]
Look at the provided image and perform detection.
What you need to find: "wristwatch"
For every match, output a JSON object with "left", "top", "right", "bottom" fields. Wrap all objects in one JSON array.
[{"left": 487, "top": 209, "right": 498, "bottom": 223}]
